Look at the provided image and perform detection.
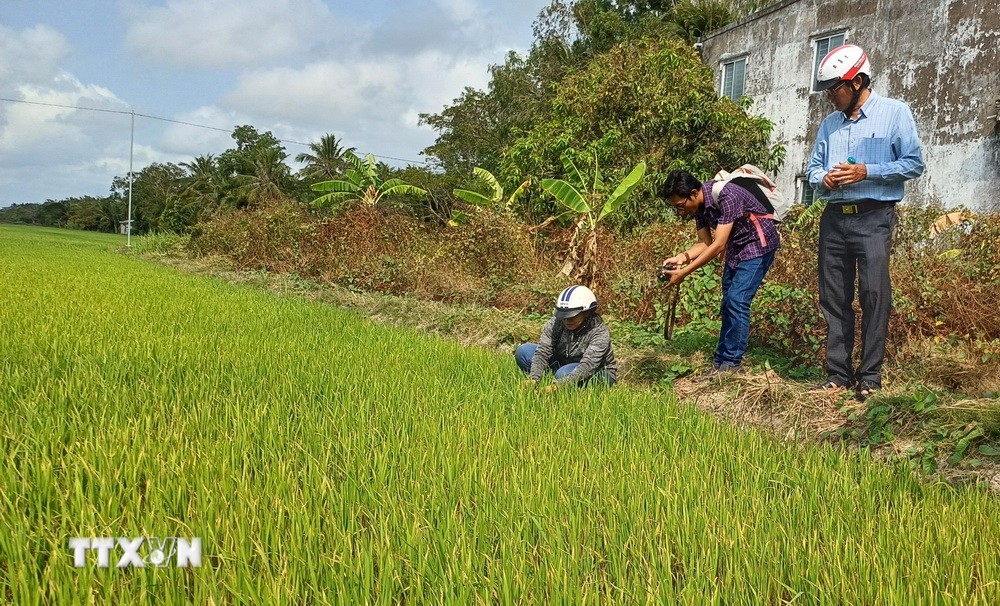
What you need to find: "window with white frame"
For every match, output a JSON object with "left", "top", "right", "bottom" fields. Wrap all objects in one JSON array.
[
  {"left": 798, "top": 176, "right": 817, "bottom": 206},
  {"left": 720, "top": 56, "right": 747, "bottom": 101},
  {"left": 812, "top": 32, "right": 847, "bottom": 92}
]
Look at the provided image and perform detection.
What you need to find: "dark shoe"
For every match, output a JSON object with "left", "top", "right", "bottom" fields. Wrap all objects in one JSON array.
[
  {"left": 717, "top": 362, "right": 743, "bottom": 376},
  {"left": 856, "top": 380, "right": 881, "bottom": 402},
  {"left": 809, "top": 379, "right": 851, "bottom": 393},
  {"left": 691, "top": 363, "right": 741, "bottom": 383},
  {"left": 691, "top": 363, "right": 721, "bottom": 383}
]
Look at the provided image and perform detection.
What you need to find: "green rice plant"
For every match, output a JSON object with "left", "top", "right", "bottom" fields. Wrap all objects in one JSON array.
[
  {"left": 2, "top": 224, "right": 1000, "bottom": 604},
  {"left": 127, "top": 231, "right": 191, "bottom": 256}
]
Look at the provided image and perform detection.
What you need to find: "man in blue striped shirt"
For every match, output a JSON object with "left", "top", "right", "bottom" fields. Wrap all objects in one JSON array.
[{"left": 806, "top": 44, "right": 924, "bottom": 400}]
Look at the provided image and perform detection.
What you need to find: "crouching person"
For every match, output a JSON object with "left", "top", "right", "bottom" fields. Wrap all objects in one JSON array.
[
  {"left": 658, "top": 169, "right": 780, "bottom": 382},
  {"left": 515, "top": 285, "right": 618, "bottom": 392}
]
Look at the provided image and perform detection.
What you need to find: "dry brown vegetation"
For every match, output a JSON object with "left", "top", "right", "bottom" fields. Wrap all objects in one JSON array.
[{"left": 152, "top": 199, "right": 1000, "bottom": 487}]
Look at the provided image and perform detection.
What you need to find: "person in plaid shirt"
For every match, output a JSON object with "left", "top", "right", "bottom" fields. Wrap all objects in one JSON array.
[{"left": 658, "top": 169, "right": 780, "bottom": 382}]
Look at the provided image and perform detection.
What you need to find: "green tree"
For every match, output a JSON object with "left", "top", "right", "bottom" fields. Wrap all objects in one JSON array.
[
  {"left": 231, "top": 147, "right": 293, "bottom": 208},
  {"left": 503, "top": 36, "right": 783, "bottom": 226},
  {"left": 295, "top": 134, "right": 356, "bottom": 184},
  {"left": 310, "top": 152, "right": 427, "bottom": 211},
  {"left": 112, "top": 163, "right": 187, "bottom": 233},
  {"left": 419, "top": 49, "right": 560, "bottom": 178},
  {"left": 64, "top": 196, "right": 125, "bottom": 233},
  {"left": 180, "top": 155, "right": 222, "bottom": 203},
  {"left": 667, "top": 0, "right": 774, "bottom": 43},
  {"left": 540, "top": 151, "right": 646, "bottom": 285},
  {"left": 452, "top": 167, "right": 531, "bottom": 223},
  {"left": 217, "top": 125, "right": 291, "bottom": 208}
]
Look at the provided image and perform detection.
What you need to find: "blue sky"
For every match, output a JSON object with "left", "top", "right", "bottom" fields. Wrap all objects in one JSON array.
[{"left": 0, "top": 0, "right": 551, "bottom": 205}]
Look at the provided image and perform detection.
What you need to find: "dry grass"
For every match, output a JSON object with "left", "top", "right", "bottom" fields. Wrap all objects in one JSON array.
[{"left": 674, "top": 369, "right": 849, "bottom": 439}]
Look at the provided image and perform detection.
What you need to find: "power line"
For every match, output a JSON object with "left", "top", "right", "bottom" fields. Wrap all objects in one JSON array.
[{"left": 0, "top": 96, "right": 434, "bottom": 166}]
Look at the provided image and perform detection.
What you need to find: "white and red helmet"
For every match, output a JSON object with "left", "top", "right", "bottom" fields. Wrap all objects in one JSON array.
[{"left": 816, "top": 44, "right": 871, "bottom": 90}]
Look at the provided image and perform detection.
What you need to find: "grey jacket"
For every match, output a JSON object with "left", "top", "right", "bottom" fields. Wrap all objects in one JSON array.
[{"left": 529, "top": 314, "right": 618, "bottom": 385}]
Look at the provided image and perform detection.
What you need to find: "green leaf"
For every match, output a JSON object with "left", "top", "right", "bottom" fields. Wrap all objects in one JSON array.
[
  {"left": 560, "top": 154, "right": 587, "bottom": 192},
  {"left": 453, "top": 189, "right": 493, "bottom": 206},
  {"left": 449, "top": 210, "right": 470, "bottom": 226},
  {"left": 593, "top": 152, "right": 603, "bottom": 194},
  {"left": 978, "top": 445, "right": 1000, "bottom": 456},
  {"left": 505, "top": 179, "right": 531, "bottom": 212},
  {"left": 540, "top": 179, "right": 590, "bottom": 213},
  {"left": 361, "top": 153, "right": 379, "bottom": 184},
  {"left": 472, "top": 167, "right": 503, "bottom": 203},
  {"left": 311, "top": 179, "right": 360, "bottom": 193},
  {"left": 598, "top": 162, "right": 646, "bottom": 222},
  {"left": 309, "top": 191, "right": 354, "bottom": 208},
  {"left": 344, "top": 169, "right": 365, "bottom": 186},
  {"left": 382, "top": 183, "right": 427, "bottom": 198},
  {"left": 342, "top": 151, "right": 365, "bottom": 174}
]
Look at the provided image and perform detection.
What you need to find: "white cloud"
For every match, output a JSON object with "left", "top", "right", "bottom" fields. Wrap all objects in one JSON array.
[
  {"left": 0, "top": 24, "right": 71, "bottom": 87},
  {"left": 435, "top": 0, "right": 480, "bottom": 23},
  {"left": 224, "top": 61, "right": 404, "bottom": 122},
  {"left": 0, "top": 74, "right": 128, "bottom": 159},
  {"left": 220, "top": 48, "right": 494, "bottom": 164},
  {"left": 0, "top": 29, "right": 134, "bottom": 202},
  {"left": 124, "top": 0, "right": 333, "bottom": 69},
  {"left": 160, "top": 106, "right": 242, "bottom": 155}
]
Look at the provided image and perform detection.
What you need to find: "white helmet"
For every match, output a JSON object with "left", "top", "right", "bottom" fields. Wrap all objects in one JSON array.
[
  {"left": 555, "top": 285, "right": 597, "bottom": 319},
  {"left": 816, "top": 44, "right": 871, "bottom": 90}
]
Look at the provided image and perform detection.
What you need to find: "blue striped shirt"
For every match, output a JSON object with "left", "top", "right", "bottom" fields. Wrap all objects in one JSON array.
[{"left": 806, "top": 91, "right": 924, "bottom": 202}]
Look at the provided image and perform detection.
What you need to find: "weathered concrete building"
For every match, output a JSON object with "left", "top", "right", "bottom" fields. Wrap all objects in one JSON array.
[{"left": 699, "top": 0, "right": 1000, "bottom": 210}]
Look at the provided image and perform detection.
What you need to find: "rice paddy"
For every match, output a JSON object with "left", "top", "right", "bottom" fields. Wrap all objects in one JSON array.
[{"left": 2, "top": 225, "right": 999, "bottom": 604}]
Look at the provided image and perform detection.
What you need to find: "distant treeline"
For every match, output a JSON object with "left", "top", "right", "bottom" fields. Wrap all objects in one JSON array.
[{"left": 0, "top": 197, "right": 127, "bottom": 233}]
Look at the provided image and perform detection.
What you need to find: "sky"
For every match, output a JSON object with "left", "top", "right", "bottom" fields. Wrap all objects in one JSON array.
[{"left": 0, "top": 0, "right": 552, "bottom": 206}]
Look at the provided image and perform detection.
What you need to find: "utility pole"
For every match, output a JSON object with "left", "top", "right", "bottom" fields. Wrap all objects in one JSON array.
[{"left": 127, "top": 108, "right": 134, "bottom": 247}]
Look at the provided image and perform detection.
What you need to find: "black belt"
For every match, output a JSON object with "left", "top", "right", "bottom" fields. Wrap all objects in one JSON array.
[{"left": 831, "top": 200, "right": 895, "bottom": 215}]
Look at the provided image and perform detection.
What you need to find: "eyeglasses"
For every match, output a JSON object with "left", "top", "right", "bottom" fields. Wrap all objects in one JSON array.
[{"left": 825, "top": 80, "right": 851, "bottom": 96}]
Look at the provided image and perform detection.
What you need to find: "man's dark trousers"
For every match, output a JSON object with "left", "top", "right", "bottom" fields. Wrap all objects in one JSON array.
[{"left": 818, "top": 203, "right": 896, "bottom": 387}]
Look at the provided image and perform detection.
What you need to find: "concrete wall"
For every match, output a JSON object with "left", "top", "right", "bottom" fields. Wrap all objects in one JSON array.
[{"left": 700, "top": 0, "right": 1000, "bottom": 210}]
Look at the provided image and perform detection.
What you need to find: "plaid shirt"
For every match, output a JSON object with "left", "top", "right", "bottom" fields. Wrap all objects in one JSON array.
[{"left": 694, "top": 180, "right": 780, "bottom": 268}]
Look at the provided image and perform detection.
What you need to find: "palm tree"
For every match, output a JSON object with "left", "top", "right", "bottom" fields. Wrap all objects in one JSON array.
[
  {"left": 295, "top": 134, "right": 356, "bottom": 184},
  {"left": 310, "top": 151, "right": 426, "bottom": 210},
  {"left": 232, "top": 147, "right": 292, "bottom": 208},
  {"left": 180, "top": 155, "right": 223, "bottom": 214},
  {"left": 668, "top": 0, "right": 774, "bottom": 43}
]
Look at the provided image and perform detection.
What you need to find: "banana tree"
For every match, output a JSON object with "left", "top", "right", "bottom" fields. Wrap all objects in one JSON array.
[
  {"left": 540, "top": 151, "right": 646, "bottom": 286},
  {"left": 310, "top": 151, "right": 426, "bottom": 210},
  {"left": 450, "top": 167, "right": 530, "bottom": 225}
]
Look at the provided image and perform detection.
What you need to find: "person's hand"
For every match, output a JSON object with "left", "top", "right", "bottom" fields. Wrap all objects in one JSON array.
[
  {"left": 827, "top": 162, "right": 867, "bottom": 188},
  {"left": 822, "top": 171, "right": 840, "bottom": 191},
  {"left": 523, "top": 379, "right": 538, "bottom": 389},
  {"left": 663, "top": 265, "right": 686, "bottom": 287},
  {"left": 662, "top": 255, "right": 684, "bottom": 268},
  {"left": 833, "top": 162, "right": 867, "bottom": 185},
  {"left": 539, "top": 384, "right": 558, "bottom": 394}
]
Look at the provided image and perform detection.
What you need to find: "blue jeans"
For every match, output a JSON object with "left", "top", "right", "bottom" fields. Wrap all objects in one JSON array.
[
  {"left": 715, "top": 250, "right": 776, "bottom": 367},
  {"left": 514, "top": 343, "right": 615, "bottom": 386}
]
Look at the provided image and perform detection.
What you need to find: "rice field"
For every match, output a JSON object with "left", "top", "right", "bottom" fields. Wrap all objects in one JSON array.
[{"left": 2, "top": 224, "right": 999, "bottom": 604}]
